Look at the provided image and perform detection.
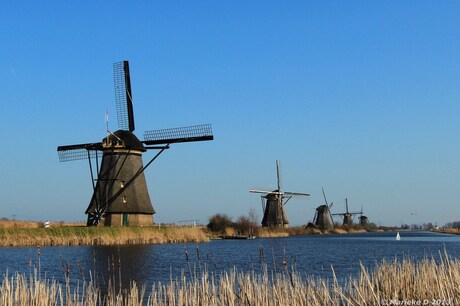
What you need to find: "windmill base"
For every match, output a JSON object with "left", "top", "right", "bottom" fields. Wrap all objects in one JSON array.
[
  {"left": 102, "top": 213, "right": 154, "bottom": 227},
  {"left": 263, "top": 224, "right": 289, "bottom": 229}
]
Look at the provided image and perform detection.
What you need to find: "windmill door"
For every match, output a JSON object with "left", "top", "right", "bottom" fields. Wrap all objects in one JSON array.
[{"left": 122, "top": 213, "right": 129, "bottom": 226}]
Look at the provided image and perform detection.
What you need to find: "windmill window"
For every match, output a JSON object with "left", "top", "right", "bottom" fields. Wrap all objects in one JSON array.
[{"left": 123, "top": 196, "right": 127, "bottom": 203}]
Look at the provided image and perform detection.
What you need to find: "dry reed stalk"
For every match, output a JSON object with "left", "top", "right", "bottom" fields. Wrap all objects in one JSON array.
[
  {"left": 0, "top": 226, "right": 210, "bottom": 247},
  {"left": 331, "top": 228, "right": 348, "bottom": 234},
  {"left": 0, "top": 220, "right": 41, "bottom": 229},
  {"left": 433, "top": 228, "right": 460, "bottom": 235},
  {"left": 2, "top": 253, "right": 460, "bottom": 305},
  {"left": 256, "top": 228, "right": 290, "bottom": 238}
]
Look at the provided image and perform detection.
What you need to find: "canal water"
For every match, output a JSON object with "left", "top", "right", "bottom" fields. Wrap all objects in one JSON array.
[{"left": 1, "top": 231, "right": 459, "bottom": 289}]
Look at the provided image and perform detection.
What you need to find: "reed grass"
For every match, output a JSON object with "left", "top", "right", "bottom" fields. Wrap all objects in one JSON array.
[
  {"left": 0, "top": 220, "right": 42, "bottom": 229},
  {"left": 255, "top": 227, "right": 290, "bottom": 238},
  {"left": 256, "top": 226, "right": 369, "bottom": 238},
  {"left": 2, "top": 252, "right": 460, "bottom": 305},
  {"left": 434, "top": 228, "right": 460, "bottom": 235},
  {"left": 2, "top": 220, "right": 378, "bottom": 246},
  {"left": 0, "top": 220, "right": 86, "bottom": 228},
  {"left": 0, "top": 226, "right": 209, "bottom": 247}
]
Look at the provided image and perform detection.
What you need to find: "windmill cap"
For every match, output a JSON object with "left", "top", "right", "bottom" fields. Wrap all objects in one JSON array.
[
  {"left": 316, "top": 205, "right": 329, "bottom": 211},
  {"left": 103, "top": 130, "right": 146, "bottom": 152}
]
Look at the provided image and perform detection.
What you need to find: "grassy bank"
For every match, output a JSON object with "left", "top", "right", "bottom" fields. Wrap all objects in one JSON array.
[
  {"left": 1, "top": 253, "right": 459, "bottom": 305},
  {"left": 0, "top": 220, "right": 85, "bottom": 228},
  {"left": 433, "top": 227, "right": 460, "bottom": 235},
  {"left": 0, "top": 219, "right": 383, "bottom": 246},
  {"left": 0, "top": 226, "right": 210, "bottom": 246},
  {"left": 255, "top": 225, "right": 371, "bottom": 238}
]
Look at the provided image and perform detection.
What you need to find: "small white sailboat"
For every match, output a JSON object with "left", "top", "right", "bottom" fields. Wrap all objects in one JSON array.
[{"left": 396, "top": 232, "right": 401, "bottom": 240}]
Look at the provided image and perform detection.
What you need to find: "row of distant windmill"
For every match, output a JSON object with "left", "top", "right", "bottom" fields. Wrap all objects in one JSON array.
[
  {"left": 250, "top": 161, "right": 369, "bottom": 229},
  {"left": 57, "top": 61, "right": 369, "bottom": 228}
]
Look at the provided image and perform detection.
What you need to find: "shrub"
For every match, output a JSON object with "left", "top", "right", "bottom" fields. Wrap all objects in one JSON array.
[
  {"left": 207, "top": 214, "right": 233, "bottom": 233},
  {"left": 235, "top": 215, "right": 257, "bottom": 234}
]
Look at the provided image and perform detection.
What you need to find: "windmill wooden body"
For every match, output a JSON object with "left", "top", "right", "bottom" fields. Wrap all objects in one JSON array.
[
  {"left": 312, "top": 188, "right": 334, "bottom": 230},
  {"left": 250, "top": 160, "right": 309, "bottom": 228},
  {"left": 358, "top": 206, "right": 369, "bottom": 226},
  {"left": 359, "top": 215, "right": 369, "bottom": 226},
  {"left": 57, "top": 61, "right": 213, "bottom": 226},
  {"left": 332, "top": 198, "right": 362, "bottom": 227}
]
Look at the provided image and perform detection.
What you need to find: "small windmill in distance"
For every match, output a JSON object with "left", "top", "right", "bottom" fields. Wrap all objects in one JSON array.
[
  {"left": 332, "top": 198, "right": 362, "bottom": 227},
  {"left": 358, "top": 206, "right": 369, "bottom": 226},
  {"left": 310, "top": 187, "right": 334, "bottom": 230},
  {"left": 250, "top": 160, "right": 309, "bottom": 228}
]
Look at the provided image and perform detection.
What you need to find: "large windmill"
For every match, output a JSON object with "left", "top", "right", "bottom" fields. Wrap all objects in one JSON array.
[
  {"left": 250, "top": 160, "right": 309, "bottom": 228},
  {"left": 331, "top": 198, "right": 362, "bottom": 227},
  {"left": 57, "top": 61, "right": 213, "bottom": 227},
  {"left": 311, "top": 187, "right": 334, "bottom": 230}
]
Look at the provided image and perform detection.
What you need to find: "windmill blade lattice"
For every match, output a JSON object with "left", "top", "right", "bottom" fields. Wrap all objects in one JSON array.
[
  {"left": 143, "top": 124, "right": 213, "bottom": 145},
  {"left": 57, "top": 143, "right": 102, "bottom": 162},
  {"left": 283, "top": 191, "right": 310, "bottom": 197},
  {"left": 114, "top": 61, "right": 135, "bottom": 132}
]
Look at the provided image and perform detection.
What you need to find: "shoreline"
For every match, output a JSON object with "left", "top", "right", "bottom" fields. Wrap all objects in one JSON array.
[
  {"left": 432, "top": 227, "right": 460, "bottom": 235},
  {"left": 0, "top": 219, "right": 416, "bottom": 247},
  {"left": 0, "top": 226, "right": 378, "bottom": 247}
]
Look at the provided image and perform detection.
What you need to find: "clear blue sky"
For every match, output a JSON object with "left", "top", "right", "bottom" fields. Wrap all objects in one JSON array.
[{"left": 1, "top": 1, "right": 459, "bottom": 227}]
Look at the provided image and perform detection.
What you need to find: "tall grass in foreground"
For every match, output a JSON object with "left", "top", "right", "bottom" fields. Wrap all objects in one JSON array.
[{"left": 2, "top": 253, "right": 460, "bottom": 305}]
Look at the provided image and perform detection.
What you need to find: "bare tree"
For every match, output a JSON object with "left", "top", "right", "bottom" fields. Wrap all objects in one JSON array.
[{"left": 248, "top": 208, "right": 258, "bottom": 225}]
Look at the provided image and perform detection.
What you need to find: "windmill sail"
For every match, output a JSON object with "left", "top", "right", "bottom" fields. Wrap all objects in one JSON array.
[
  {"left": 114, "top": 61, "right": 135, "bottom": 132},
  {"left": 284, "top": 191, "right": 310, "bottom": 196},
  {"left": 57, "top": 143, "right": 102, "bottom": 162},
  {"left": 143, "top": 124, "right": 213, "bottom": 145}
]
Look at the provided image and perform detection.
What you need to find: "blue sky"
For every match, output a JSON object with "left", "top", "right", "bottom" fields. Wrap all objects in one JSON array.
[{"left": 1, "top": 1, "right": 459, "bottom": 227}]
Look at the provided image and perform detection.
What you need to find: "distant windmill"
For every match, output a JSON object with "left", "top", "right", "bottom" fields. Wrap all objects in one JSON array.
[
  {"left": 312, "top": 187, "right": 334, "bottom": 230},
  {"left": 359, "top": 215, "right": 369, "bottom": 226},
  {"left": 332, "top": 198, "right": 362, "bottom": 227},
  {"left": 250, "top": 160, "right": 309, "bottom": 228},
  {"left": 57, "top": 61, "right": 213, "bottom": 226},
  {"left": 358, "top": 206, "right": 369, "bottom": 226}
]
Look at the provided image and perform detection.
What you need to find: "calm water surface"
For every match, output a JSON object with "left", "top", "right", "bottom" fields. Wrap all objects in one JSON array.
[{"left": 1, "top": 231, "right": 459, "bottom": 288}]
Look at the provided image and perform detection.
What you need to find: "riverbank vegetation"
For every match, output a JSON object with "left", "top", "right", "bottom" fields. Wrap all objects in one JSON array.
[
  {"left": 0, "top": 219, "right": 83, "bottom": 228},
  {"left": 0, "top": 216, "right": 375, "bottom": 247},
  {"left": 433, "top": 227, "right": 460, "bottom": 235},
  {"left": 1, "top": 252, "right": 459, "bottom": 305},
  {"left": 0, "top": 225, "right": 209, "bottom": 246},
  {"left": 206, "top": 212, "right": 378, "bottom": 238}
]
